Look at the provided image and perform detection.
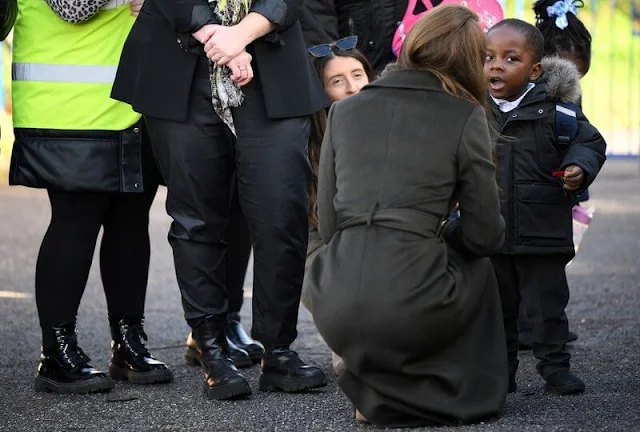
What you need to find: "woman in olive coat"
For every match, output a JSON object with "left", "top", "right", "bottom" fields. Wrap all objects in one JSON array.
[{"left": 305, "top": 5, "right": 508, "bottom": 427}]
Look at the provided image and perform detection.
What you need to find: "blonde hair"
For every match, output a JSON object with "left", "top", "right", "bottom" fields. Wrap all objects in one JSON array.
[{"left": 398, "top": 4, "right": 487, "bottom": 105}]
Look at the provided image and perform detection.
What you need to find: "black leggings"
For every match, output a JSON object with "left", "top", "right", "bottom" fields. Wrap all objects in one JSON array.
[{"left": 36, "top": 188, "right": 157, "bottom": 347}]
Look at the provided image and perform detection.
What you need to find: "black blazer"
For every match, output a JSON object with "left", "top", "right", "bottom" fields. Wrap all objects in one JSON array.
[{"left": 112, "top": 0, "right": 329, "bottom": 121}]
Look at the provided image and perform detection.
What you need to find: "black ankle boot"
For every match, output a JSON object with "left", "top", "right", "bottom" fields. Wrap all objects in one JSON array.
[
  {"left": 226, "top": 312, "right": 265, "bottom": 364},
  {"left": 185, "top": 331, "right": 252, "bottom": 369},
  {"left": 191, "top": 316, "right": 252, "bottom": 400},
  {"left": 108, "top": 316, "right": 173, "bottom": 384},
  {"left": 544, "top": 369, "right": 585, "bottom": 395},
  {"left": 259, "top": 347, "right": 327, "bottom": 393},
  {"left": 35, "top": 323, "right": 115, "bottom": 394}
]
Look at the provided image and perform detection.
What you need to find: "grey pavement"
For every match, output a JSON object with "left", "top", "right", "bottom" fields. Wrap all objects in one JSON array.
[{"left": 0, "top": 160, "right": 639, "bottom": 431}]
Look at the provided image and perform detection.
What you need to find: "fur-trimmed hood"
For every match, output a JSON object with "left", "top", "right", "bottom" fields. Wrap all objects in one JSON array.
[{"left": 540, "top": 56, "right": 582, "bottom": 104}]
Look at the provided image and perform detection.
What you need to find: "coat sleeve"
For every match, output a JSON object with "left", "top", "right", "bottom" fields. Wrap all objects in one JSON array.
[
  {"left": 442, "top": 105, "right": 505, "bottom": 257},
  {"left": 250, "top": 0, "right": 303, "bottom": 33},
  {"left": 317, "top": 104, "right": 338, "bottom": 243},
  {"left": 560, "top": 109, "right": 607, "bottom": 193},
  {"left": 153, "top": 0, "right": 217, "bottom": 34}
]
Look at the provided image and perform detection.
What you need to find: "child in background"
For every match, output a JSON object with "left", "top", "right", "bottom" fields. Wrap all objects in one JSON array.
[
  {"left": 534, "top": 0, "right": 592, "bottom": 76},
  {"left": 485, "top": 19, "right": 606, "bottom": 395},
  {"left": 517, "top": 0, "right": 594, "bottom": 351}
]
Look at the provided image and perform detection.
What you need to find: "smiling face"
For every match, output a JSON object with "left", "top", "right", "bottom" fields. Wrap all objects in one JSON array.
[
  {"left": 322, "top": 56, "right": 370, "bottom": 102},
  {"left": 484, "top": 26, "right": 542, "bottom": 101}
]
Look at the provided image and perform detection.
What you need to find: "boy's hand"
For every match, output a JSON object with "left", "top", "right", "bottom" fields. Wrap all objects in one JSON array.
[{"left": 563, "top": 165, "right": 584, "bottom": 191}]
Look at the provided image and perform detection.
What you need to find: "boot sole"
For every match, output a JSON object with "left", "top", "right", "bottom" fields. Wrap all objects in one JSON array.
[
  {"left": 185, "top": 347, "right": 252, "bottom": 369},
  {"left": 204, "top": 379, "right": 252, "bottom": 400},
  {"left": 109, "top": 365, "right": 174, "bottom": 385},
  {"left": 34, "top": 375, "right": 115, "bottom": 394},
  {"left": 545, "top": 382, "right": 585, "bottom": 395},
  {"left": 259, "top": 372, "right": 327, "bottom": 393}
]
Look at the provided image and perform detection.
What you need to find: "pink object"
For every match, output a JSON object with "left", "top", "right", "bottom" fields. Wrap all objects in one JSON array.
[{"left": 392, "top": 0, "right": 505, "bottom": 57}]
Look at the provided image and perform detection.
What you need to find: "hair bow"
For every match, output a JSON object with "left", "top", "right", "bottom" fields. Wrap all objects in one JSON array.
[{"left": 546, "top": 0, "right": 578, "bottom": 29}]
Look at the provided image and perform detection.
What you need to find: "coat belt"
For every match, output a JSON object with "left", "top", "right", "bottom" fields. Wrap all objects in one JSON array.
[{"left": 336, "top": 206, "right": 444, "bottom": 238}]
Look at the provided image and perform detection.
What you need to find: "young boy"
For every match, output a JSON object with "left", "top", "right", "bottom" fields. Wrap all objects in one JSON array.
[{"left": 484, "top": 19, "right": 606, "bottom": 395}]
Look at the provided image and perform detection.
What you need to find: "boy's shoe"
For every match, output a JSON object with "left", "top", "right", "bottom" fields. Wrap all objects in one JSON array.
[{"left": 544, "top": 370, "right": 585, "bottom": 395}]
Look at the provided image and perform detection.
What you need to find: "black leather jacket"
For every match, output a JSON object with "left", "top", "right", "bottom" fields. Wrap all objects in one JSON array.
[{"left": 335, "top": 0, "right": 407, "bottom": 72}]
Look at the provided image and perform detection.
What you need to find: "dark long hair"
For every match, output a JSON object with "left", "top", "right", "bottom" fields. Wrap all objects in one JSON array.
[
  {"left": 533, "top": 0, "right": 592, "bottom": 75},
  {"left": 307, "top": 49, "right": 375, "bottom": 227}
]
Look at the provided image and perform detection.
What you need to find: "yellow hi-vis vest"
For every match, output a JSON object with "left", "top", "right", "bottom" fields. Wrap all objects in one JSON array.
[{"left": 12, "top": 0, "right": 140, "bottom": 130}]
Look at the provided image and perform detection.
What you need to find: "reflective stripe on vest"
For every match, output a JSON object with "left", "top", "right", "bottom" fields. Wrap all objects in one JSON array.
[
  {"left": 12, "top": 63, "right": 117, "bottom": 84},
  {"left": 12, "top": 0, "right": 139, "bottom": 131}
]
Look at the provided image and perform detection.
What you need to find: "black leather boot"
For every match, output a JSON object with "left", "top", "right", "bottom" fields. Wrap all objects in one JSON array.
[
  {"left": 34, "top": 323, "right": 115, "bottom": 394},
  {"left": 544, "top": 369, "right": 585, "bottom": 395},
  {"left": 108, "top": 316, "right": 173, "bottom": 384},
  {"left": 226, "top": 312, "right": 265, "bottom": 364},
  {"left": 191, "top": 316, "right": 252, "bottom": 400},
  {"left": 259, "top": 347, "right": 327, "bottom": 392},
  {"left": 185, "top": 331, "right": 252, "bottom": 369}
]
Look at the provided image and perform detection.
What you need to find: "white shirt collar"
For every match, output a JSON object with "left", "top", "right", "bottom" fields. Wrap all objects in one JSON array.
[{"left": 491, "top": 83, "right": 536, "bottom": 113}]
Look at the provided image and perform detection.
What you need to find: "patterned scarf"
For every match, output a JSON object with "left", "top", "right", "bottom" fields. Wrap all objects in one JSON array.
[{"left": 208, "top": 0, "right": 252, "bottom": 136}]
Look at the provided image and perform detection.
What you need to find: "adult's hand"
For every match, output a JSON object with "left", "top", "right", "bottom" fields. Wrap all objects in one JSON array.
[
  {"left": 192, "top": 24, "right": 217, "bottom": 44},
  {"left": 130, "top": 0, "right": 144, "bottom": 16},
  {"left": 204, "top": 25, "right": 250, "bottom": 66},
  {"left": 227, "top": 51, "right": 254, "bottom": 87}
]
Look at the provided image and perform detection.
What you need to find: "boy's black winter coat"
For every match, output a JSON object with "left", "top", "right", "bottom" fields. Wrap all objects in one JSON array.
[{"left": 490, "top": 56, "right": 607, "bottom": 256}]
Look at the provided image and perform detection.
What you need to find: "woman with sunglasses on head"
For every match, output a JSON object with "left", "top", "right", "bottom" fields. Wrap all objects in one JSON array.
[
  {"left": 305, "top": 5, "right": 508, "bottom": 426},
  {"left": 301, "top": 36, "right": 377, "bottom": 376}
]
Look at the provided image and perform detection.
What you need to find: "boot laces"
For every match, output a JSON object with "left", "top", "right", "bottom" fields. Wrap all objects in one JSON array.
[
  {"left": 122, "top": 323, "right": 151, "bottom": 358},
  {"left": 56, "top": 334, "right": 91, "bottom": 369}
]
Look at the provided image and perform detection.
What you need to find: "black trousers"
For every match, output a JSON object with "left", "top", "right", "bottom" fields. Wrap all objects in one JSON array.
[
  {"left": 145, "top": 58, "right": 310, "bottom": 347},
  {"left": 491, "top": 254, "right": 571, "bottom": 378},
  {"left": 36, "top": 188, "right": 158, "bottom": 348},
  {"left": 226, "top": 180, "right": 252, "bottom": 313}
]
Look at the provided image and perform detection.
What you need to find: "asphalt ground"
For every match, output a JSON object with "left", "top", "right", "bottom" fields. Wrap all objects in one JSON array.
[{"left": 0, "top": 159, "right": 638, "bottom": 431}]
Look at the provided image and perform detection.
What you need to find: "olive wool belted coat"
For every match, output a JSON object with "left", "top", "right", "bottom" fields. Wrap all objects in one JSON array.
[{"left": 304, "top": 68, "right": 508, "bottom": 427}]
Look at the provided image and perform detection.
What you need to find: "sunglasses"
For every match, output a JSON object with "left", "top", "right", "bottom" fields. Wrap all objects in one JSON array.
[{"left": 307, "top": 36, "right": 359, "bottom": 58}]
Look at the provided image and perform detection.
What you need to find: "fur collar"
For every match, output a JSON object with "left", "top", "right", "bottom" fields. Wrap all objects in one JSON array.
[{"left": 540, "top": 56, "right": 582, "bottom": 104}]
